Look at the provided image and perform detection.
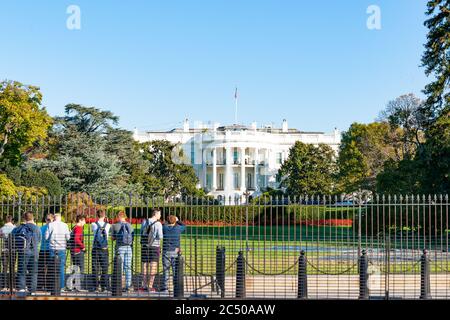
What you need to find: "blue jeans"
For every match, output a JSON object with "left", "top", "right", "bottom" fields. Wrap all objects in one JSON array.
[
  {"left": 162, "top": 250, "right": 178, "bottom": 291},
  {"left": 50, "top": 250, "right": 66, "bottom": 289},
  {"left": 17, "top": 251, "right": 38, "bottom": 292},
  {"left": 117, "top": 246, "right": 132, "bottom": 289}
]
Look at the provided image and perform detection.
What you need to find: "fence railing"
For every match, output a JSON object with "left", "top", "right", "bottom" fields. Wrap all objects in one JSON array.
[{"left": 0, "top": 194, "right": 448, "bottom": 299}]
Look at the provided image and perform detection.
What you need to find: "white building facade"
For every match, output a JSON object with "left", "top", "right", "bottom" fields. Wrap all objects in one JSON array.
[{"left": 133, "top": 119, "right": 341, "bottom": 202}]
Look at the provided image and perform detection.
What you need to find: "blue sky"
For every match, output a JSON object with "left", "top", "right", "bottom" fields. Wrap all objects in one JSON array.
[{"left": 0, "top": 0, "right": 429, "bottom": 133}]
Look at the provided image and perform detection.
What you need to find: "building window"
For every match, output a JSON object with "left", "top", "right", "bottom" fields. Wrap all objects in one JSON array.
[
  {"left": 191, "top": 141, "right": 195, "bottom": 165},
  {"left": 206, "top": 173, "right": 211, "bottom": 190},
  {"left": 246, "top": 173, "right": 253, "bottom": 189},
  {"left": 233, "top": 148, "right": 239, "bottom": 164},
  {"left": 234, "top": 173, "right": 240, "bottom": 189},
  {"left": 218, "top": 173, "right": 224, "bottom": 190},
  {"left": 276, "top": 152, "right": 282, "bottom": 165}
]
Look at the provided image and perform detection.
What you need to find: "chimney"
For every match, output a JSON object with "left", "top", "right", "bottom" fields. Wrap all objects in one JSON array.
[
  {"left": 282, "top": 119, "right": 288, "bottom": 133},
  {"left": 251, "top": 121, "right": 257, "bottom": 131},
  {"left": 133, "top": 127, "right": 138, "bottom": 140},
  {"left": 183, "top": 118, "right": 189, "bottom": 132}
]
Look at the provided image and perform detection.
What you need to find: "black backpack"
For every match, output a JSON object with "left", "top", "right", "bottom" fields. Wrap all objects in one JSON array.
[
  {"left": 93, "top": 222, "right": 109, "bottom": 249},
  {"left": 141, "top": 220, "right": 157, "bottom": 247},
  {"left": 117, "top": 223, "right": 133, "bottom": 246},
  {"left": 12, "top": 224, "right": 34, "bottom": 251},
  {"left": 67, "top": 227, "right": 76, "bottom": 251}
]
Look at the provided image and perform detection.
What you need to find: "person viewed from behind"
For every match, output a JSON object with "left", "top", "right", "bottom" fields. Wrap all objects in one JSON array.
[
  {"left": 12, "top": 212, "right": 41, "bottom": 294},
  {"left": 45, "top": 213, "right": 70, "bottom": 291},
  {"left": 91, "top": 210, "right": 110, "bottom": 292},
  {"left": 69, "top": 215, "right": 86, "bottom": 276},
  {"left": 161, "top": 215, "right": 186, "bottom": 292},
  {"left": 140, "top": 208, "right": 163, "bottom": 292},
  {"left": 0, "top": 216, "right": 15, "bottom": 291},
  {"left": 38, "top": 214, "right": 54, "bottom": 291},
  {"left": 111, "top": 212, "right": 134, "bottom": 292}
]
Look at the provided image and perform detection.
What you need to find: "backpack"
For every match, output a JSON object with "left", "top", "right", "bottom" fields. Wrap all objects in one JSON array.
[
  {"left": 67, "top": 227, "right": 76, "bottom": 251},
  {"left": 93, "top": 222, "right": 109, "bottom": 249},
  {"left": 12, "top": 224, "right": 34, "bottom": 251},
  {"left": 117, "top": 223, "right": 133, "bottom": 246},
  {"left": 141, "top": 220, "right": 158, "bottom": 247}
]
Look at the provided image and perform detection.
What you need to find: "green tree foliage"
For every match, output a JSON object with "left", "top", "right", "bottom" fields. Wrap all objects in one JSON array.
[
  {"left": 418, "top": 106, "right": 450, "bottom": 193},
  {"left": 20, "top": 169, "right": 63, "bottom": 196},
  {"left": 337, "top": 122, "right": 395, "bottom": 193},
  {"left": 104, "top": 128, "right": 149, "bottom": 188},
  {"left": 0, "top": 81, "right": 52, "bottom": 165},
  {"left": 421, "top": 0, "right": 450, "bottom": 120},
  {"left": 27, "top": 105, "right": 138, "bottom": 197},
  {"left": 140, "top": 140, "right": 200, "bottom": 199},
  {"left": 278, "top": 141, "right": 336, "bottom": 196}
]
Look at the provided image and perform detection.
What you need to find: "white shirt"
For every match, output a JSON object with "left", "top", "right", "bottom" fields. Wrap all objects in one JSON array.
[{"left": 45, "top": 221, "right": 70, "bottom": 251}]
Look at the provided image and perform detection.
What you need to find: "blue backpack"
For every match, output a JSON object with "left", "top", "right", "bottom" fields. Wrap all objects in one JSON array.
[
  {"left": 13, "top": 224, "right": 34, "bottom": 251},
  {"left": 93, "top": 222, "right": 109, "bottom": 249},
  {"left": 117, "top": 223, "right": 133, "bottom": 246}
]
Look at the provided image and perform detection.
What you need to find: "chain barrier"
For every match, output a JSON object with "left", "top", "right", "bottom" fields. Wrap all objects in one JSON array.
[
  {"left": 306, "top": 260, "right": 358, "bottom": 275},
  {"left": 245, "top": 257, "right": 300, "bottom": 276}
]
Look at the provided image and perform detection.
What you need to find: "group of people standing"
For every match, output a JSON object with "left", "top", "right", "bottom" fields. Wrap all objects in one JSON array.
[{"left": 0, "top": 208, "right": 186, "bottom": 295}]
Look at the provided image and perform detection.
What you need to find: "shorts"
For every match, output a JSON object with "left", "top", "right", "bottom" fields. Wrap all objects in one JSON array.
[{"left": 141, "top": 246, "right": 160, "bottom": 263}]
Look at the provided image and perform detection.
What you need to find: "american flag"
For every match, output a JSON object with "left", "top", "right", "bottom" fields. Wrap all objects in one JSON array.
[{"left": 234, "top": 87, "right": 238, "bottom": 99}]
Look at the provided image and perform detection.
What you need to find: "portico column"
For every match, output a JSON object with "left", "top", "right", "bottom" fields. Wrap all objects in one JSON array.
[
  {"left": 254, "top": 148, "right": 259, "bottom": 191},
  {"left": 212, "top": 148, "right": 217, "bottom": 191},
  {"left": 265, "top": 149, "right": 269, "bottom": 188},
  {"left": 240, "top": 147, "right": 245, "bottom": 191},
  {"left": 225, "top": 146, "right": 232, "bottom": 195},
  {"left": 202, "top": 149, "right": 207, "bottom": 188}
]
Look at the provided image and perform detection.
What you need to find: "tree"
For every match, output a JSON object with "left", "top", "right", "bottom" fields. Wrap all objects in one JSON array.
[
  {"left": 418, "top": 106, "right": 450, "bottom": 193},
  {"left": 278, "top": 141, "right": 336, "bottom": 196},
  {"left": 140, "top": 140, "right": 200, "bottom": 199},
  {"left": 27, "top": 105, "right": 137, "bottom": 197},
  {"left": 21, "top": 169, "right": 63, "bottom": 197},
  {"left": 421, "top": 0, "right": 450, "bottom": 122},
  {"left": 378, "top": 93, "right": 426, "bottom": 160},
  {"left": 0, "top": 81, "right": 52, "bottom": 165},
  {"left": 337, "top": 122, "right": 396, "bottom": 193},
  {"left": 104, "top": 128, "right": 149, "bottom": 188}
]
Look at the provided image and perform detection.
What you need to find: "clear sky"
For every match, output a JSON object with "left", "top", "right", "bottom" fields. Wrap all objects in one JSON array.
[{"left": 0, "top": 0, "right": 429, "bottom": 133}]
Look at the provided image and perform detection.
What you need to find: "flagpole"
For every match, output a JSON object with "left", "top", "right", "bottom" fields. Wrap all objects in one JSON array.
[{"left": 234, "top": 87, "right": 238, "bottom": 125}]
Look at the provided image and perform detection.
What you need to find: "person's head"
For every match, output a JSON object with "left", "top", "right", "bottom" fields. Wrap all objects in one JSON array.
[
  {"left": 45, "top": 214, "right": 54, "bottom": 224},
  {"left": 167, "top": 215, "right": 177, "bottom": 225},
  {"left": 96, "top": 210, "right": 106, "bottom": 220},
  {"left": 76, "top": 214, "right": 86, "bottom": 226},
  {"left": 151, "top": 208, "right": 161, "bottom": 220},
  {"left": 117, "top": 211, "right": 127, "bottom": 222},
  {"left": 23, "top": 211, "right": 34, "bottom": 223},
  {"left": 54, "top": 213, "right": 62, "bottom": 222},
  {"left": 5, "top": 215, "right": 13, "bottom": 224}
]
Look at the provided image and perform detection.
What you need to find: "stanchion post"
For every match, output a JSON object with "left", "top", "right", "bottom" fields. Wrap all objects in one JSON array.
[
  {"left": 358, "top": 249, "right": 369, "bottom": 300},
  {"left": 236, "top": 251, "right": 246, "bottom": 298},
  {"left": 420, "top": 249, "right": 431, "bottom": 300},
  {"left": 297, "top": 250, "right": 307, "bottom": 299},
  {"left": 51, "top": 254, "right": 61, "bottom": 296},
  {"left": 112, "top": 254, "right": 122, "bottom": 297},
  {"left": 174, "top": 252, "right": 184, "bottom": 298},
  {"left": 216, "top": 246, "right": 226, "bottom": 298}
]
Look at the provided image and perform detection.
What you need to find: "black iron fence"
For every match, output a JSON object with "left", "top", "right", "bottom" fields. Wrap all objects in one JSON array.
[{"left": 0, "top": 194, "right": 448, "bottom": 299}]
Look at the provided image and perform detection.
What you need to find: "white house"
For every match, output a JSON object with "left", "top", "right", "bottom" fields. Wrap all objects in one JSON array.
[{"left": 133, "top": 119, "right": 341, "bottom": 202}]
